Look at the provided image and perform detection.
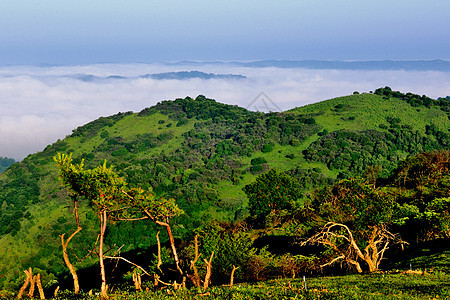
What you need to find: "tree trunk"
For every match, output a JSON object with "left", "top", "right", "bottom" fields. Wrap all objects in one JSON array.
[
  {"left": 347, "top": 259, "right": 363, "bottom": 273},
  {"left": 28, "top": 274, "right": 36, "bottom": 298},
  {"left": 155, "top": 231, "right": 163, "bottom": 273},
  {"left": 17, "top": 268, "right": 31, "bottom": 299},
  {"left": 99, "top": 209, "right": 108, "bottom": 298},
  {"left": 60, "top": 226, "right": 82, "bottom": 294},
  {"left": 132, "top": 271, "right": 142, "bottom": 291},
  {"left": 189, "top": 234, "right": 201, "bottom": 288},
  {"left": 156, "top": 220, "right": 183, "bottom": 275},
  {"left": 203, "top": 252, "right": 214, "bottom": 290},
  {"left": 230, "top": 265, "right": 239, "bottom": 287},
  {"left": 36, "top": 273, "right": 45, "bottom": 299}
]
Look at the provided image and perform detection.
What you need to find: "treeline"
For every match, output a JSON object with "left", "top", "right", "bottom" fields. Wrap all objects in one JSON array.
[
  {"left": 374, "top": 86, "right": 450, "bottom": 113},
  {"left": 304, "top": 116, "right": 449, "bottom": 177}
]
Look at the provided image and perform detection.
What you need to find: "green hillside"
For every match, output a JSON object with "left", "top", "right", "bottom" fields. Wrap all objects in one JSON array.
[{"left": 0, "top": 88, "right": 449, "bottom": 290}]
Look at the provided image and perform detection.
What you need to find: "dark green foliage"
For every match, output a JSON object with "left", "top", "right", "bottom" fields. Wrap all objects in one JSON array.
[
  {"left": 304, "top": 117, "right": 316, "bottom": 124},
  {"left": 304, "top": 121, "right": 448, "bottom": 176},
  {"left": 243, "top": 169, "right": 299, "bottom": 222},
  {"left": 192, "top": 221, "right": 256, "bottom": 284},
  {"left": 100, "top": 130, "right": 109, "bottom": 139},
  {"left": 261, "top": 144, "right": 274, "bottom": 153},
  {"left": 309, "top": 178, "right": 395, "bottom": 229},
  {"left": 0, "top": 163, "right": 40, "bottom": 235},
  {"left": 249, "top": 164, "right": 266, "bottom": 175},
  {"left": 286, "top": 167, "right": 334, "bottom": 191},
  {"left": 139, "top": 95, "right": 255, "bottom": 121},
  {"left": 390, "top": 150, "right": 450, "bottom": 240},
  {"left": 250, "top": 157, "right": 267, "bottom": 165}
]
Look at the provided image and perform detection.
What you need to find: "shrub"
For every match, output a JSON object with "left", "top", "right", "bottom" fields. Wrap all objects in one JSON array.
[{"left": 251, "top": 157, "right": 267, "bottom": 165}]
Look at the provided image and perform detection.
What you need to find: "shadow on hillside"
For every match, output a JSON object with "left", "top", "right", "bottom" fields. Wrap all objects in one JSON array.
[{"left": 384, "top": 238, "right": 450, "bottom": 271}]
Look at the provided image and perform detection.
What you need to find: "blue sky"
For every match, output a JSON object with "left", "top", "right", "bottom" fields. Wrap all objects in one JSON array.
[{"left": 1, "top": 0, "right": 449, "bottom": 64}]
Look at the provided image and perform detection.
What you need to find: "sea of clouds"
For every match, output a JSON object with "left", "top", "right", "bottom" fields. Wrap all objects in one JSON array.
[{"left": 1, "top": 63, "right": 450, "bottom": 161}]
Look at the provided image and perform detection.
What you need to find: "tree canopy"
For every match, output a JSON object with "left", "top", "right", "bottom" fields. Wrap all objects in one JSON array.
[{"left": 243, "top": 169, "right": 299, "bottom": 222}]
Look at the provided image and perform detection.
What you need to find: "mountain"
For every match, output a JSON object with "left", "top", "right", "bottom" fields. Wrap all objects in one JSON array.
[
  {"left": 141, "top": 71, "right": 246, "bottom": 80},
  {"left": 169, "top": 59, "right": 450, "bottom": 71},
  {"left": 0, "top": 88, "right": 448, "bottom": 289},
  {"left": 64, "top": 71, "right": 246, "bottom": 82}
]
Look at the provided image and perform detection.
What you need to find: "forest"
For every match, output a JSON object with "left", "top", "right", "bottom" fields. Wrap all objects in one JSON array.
[{"left": 0, "top": 88, "right": 449, "bottom": 299}]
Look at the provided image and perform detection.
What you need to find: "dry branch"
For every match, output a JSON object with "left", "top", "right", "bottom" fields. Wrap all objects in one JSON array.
[
  {"left": 104, "top": 256, "right": 152, "bottom": 277},
  {"left": 304, "top": 222, "right": 405, "bottom": 273},
  {"left": 203, "top": 251, "right": 214, "bottom": 290},
  {"left": 36, "top": 273, "right": 45, "bottom": 299},
  {"left": 28, "top": 274, "right": 36, "bottom": 298},
  {"left": 132, "top": 271, "right": 142, "bottom": 292},
  {"left": 60, "top": 226, "right": 82, "bottom": 294},
  {"left": 156, "top": 231, "right": 163, "bottom": 274},
  {"left": 17, "top": 268, "right": 31, "bottom": 299},
  {"left": 189, "top": 234, "right": 201, "bottom": 288}
]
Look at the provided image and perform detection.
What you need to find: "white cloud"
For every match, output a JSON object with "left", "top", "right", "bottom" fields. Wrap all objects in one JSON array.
[{"left": 1, "top": 63, "right": 450, "bottom": 161}]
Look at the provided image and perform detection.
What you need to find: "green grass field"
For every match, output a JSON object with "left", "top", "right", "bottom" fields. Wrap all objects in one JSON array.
[{"left": 2, "top": 271, "right": 447, "bottom": 299}]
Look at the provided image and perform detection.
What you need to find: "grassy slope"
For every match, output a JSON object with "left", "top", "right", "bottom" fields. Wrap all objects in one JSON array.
[
  {"left": 50, "top": 93, "right": 450, "bottom": 206},
  {"left": 292, "top": 93, "right": 449, "bottom": 133}
]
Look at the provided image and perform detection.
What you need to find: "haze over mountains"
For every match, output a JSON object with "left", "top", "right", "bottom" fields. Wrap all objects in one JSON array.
[
  {"left": 1, "top": 60, "right": 450, "bottom": 161},
  {"left": 172, "top": 59, "right": 450, "bottom": 72}
]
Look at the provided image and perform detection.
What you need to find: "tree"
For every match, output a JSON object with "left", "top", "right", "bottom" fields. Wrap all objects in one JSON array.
[
  {"left": 303, "top": 178, "right": 404, "bottom": 273},
  {"left": 55, "top": 153, "right": 128, "bottom": 298},
  {"left": 243, "top": 169, "right": 299, "bottom": 222},
  {"left": 391, "top": 150, "right": 450, "bottom": 239},
  {"left": 54, "top": 154, "right": 84, "bottom": 294},
  {"left": 119, "top": 187, "right": 184, "bottom": 275},
  {"left": 55, "top": 153, "right": 184, "bottom": 296}
]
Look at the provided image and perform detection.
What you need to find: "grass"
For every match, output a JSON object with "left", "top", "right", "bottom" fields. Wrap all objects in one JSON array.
[
  {"left": 293, "top": 93, "right": 449, "bottom": 133},
  {"left": 2, "top": 271, "right": 448, "bottom": 299}
]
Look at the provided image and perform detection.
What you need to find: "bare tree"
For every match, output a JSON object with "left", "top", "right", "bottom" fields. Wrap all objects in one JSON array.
[
  {"left": 303, "top": 178, "right": 406, "bottom": 273},
  {"left": 304, "top": 222, "right": 405, "bottom": 272}
]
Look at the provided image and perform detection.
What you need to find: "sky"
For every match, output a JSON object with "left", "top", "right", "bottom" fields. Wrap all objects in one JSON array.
[
  {"left": 1, "top": 0, "right": 450, "bottom": 64},
  {"left": 1, "top": 1, "right": 450, "bottom": 160}
]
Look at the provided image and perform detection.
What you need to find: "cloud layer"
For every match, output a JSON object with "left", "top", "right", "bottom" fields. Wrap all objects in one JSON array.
[{"left": 1, "top": 63, "right": 450, "bottom": 160}]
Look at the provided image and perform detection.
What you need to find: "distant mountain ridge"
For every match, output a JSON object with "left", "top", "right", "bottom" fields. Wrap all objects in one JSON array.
[
  {"left": 170, "top": 59, "right": 450, "bottom": 71},
  {"left": 141, "top": 71, "right": 246, "bottom": 80},
  {"left": 65, "top": 71, "right": 246, "bottom": 82}
]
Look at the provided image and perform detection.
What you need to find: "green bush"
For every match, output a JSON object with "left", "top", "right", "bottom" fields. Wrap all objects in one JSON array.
[
  {"left": 250, "top": 157, "right": 267, "bottom": 165},
  {"left": 261, "top": 144, "right": 273, "bottom": 153}
]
